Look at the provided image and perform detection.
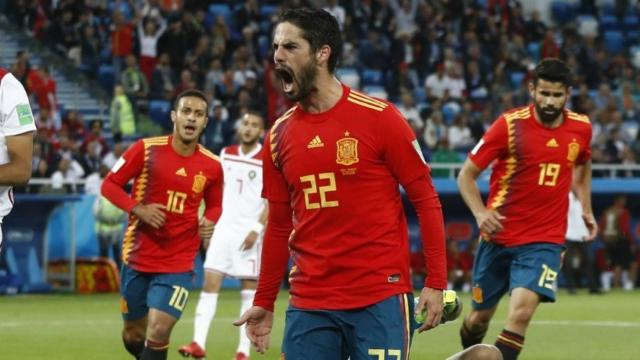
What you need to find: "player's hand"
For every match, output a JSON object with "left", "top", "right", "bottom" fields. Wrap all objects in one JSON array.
[
  {"left": 415, "top": 287, "right": 443, "bottom": 333},
  {"left": 132, "top": 203, "right": 166, "bottom": 229},
  {"left": 199, "top": 217, "right": 215, "bottom": 242},
  {"left": 582, "top": 212, "right": 598, "bottom": 241},
  {"left": 239, "top": 231, "right": 259, "bottom": 251},
  {"left": 234, "top": 306, "right": 274, "bottom": 354},
  {"left": 475, "top": 209, "right": 505, "bottom": 235}
]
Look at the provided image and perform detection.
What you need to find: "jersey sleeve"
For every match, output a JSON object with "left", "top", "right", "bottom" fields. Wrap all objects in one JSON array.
[
  {"left": 261, "top": 132, "right": 290, "bottom": 202},
  {"left": 576, "top": 124, "right": 592, "bottom": 164},
  {"left": 468, "top": 116, "right": 508, "bottom": 170},
  {"left": 203, "top": 161, "right": 223, "bottom": 222},
  {"left": 379, "top": 105, "right": 431, "bottom": 186},
  {"left": 101, "top": 140, "right": 145, "bottom": 212},
  {"left": 2, "top": 73, "right": 36, "bottom": 136}
]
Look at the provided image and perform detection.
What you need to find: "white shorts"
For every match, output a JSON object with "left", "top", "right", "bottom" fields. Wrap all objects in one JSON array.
[{"left": 203, "top": 224, "right": 261, "bottom": 279}]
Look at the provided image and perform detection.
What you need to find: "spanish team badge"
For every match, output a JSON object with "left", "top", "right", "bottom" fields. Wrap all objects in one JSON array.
[
  {"left": 192, "top": 172, "right": 206, "bottom": 193},
  {"left": 567, "top": 139, "right": 580, "bottom": 162},
  {"left": 336, "top": 131, "right": 359, "bottom": 166}
]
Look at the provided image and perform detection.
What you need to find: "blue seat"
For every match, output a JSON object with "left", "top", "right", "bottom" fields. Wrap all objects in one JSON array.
[
  {"left": 599, "top": 14, "right": 621, "bottom": 32},
  {"left": 4, "top": 245, "right": 51, "bottom": 293},
  {"left": 362, "top": 85, "right": 388, "bottom": 99},
  {"left": 258, "top": 35, "right": 270, "bottom": 58},
  {"left": 509, "top": 72, "right": 526, "bottom": 89},
  {"left": 97, "top": 65, "right": 115, "bottom": 92},
  {"left": 149, "top": 100, "right": 171, "bottom": 128},
  {"left": 623, "top": 15, "right": 639, "bottom": 32},
  {"left": 413, "top": 87, "right": 427, "bottom": 103},
  {"left": 361, "top": 69, "right": 384, "bottom": 86},
  {"left": 260, "top": 5, "right": 278, "bottom": 18},
  {"left": 604, "top": 31, "right": 625, "bottom": 54},
  {"left": 600, "top": 3, "right": 616, "bottom": 17},
  {"left": 208, "top": 4, "right": 233, "bottom": 28},
  {"left": 527, "top": 42, "right": 540, "bottom": 62},
  {"left": 336, "top": 67, "right": 360, "bottom": 89},
  {"left": 551, "top": 1, "right": 574, "bottom": 24}
]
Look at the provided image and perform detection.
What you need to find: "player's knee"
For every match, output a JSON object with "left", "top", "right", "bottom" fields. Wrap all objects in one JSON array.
[
  {"left": 122, "top": 324, "right": 145, "bottom": 343},
  {"left": 468, "top": 344, "right": 503, "bottom": 360},
  {"left": 466, "top": 311, "right": 492, "bottom": 330},
  {"left": 508, "top": 304, "right": 536, "bottom": 326},
  {"left": 146, "top": 321, "right": 173, "bottom": 342}
]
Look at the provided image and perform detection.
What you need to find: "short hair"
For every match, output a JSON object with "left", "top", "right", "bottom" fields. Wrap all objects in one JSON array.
[
  {"left": 533, "top": 58, "right": 571, "bottom": 87},
  {"left": 278, "top": 8, "right": 342, "bottom": 74},
  {"left": 173, "top": 89, "right": 209, "bottom": 111},
  {"left": 243, "top": 109, "right": 265, "bottom": 127}
]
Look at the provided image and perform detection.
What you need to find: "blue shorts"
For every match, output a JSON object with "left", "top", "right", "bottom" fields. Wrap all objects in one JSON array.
[
  {"left": 282, "top": 293, "right": 416, "bottom": 360},
  {"left": 471, "top": 241, "right": 564, "bottom": 310},
  {"left": 120, "top": 264, "right": 194, "bottom": 321}
]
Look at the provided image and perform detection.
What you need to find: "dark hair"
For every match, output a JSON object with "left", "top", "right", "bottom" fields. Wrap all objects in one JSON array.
[
  {"left": 533, "top": 58, "right": 571, "bottom": 87},
  {"left": 278, "top": 8, "right": 342, "bottom": 74},
  {"left": 244, "top": 109, "right": 265, "bottom": 127},
  {"left": 173, "top": 89, "right": 209, "bottom": 110}
]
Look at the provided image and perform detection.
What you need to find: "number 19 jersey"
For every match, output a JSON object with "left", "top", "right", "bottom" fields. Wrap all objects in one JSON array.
[
  {"left": 263, "top": 85, "right": 436, "bottom": 310},
  {"left": 469, "top": 105, "right": 592, "bottom": 247}
]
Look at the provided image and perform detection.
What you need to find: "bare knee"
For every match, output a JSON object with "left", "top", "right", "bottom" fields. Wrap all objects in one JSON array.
[
  {"left": 122, "top": 322, "right": 146, "bottom": 343},
  {"left": 466, "top": 310, "right": 493, "bottom": 331},
  {"left": 507, "top": 303, "right": 536, "bottom": 328},
  {"left": 146, "top": 320, "right": 173, "bottom": 342}
]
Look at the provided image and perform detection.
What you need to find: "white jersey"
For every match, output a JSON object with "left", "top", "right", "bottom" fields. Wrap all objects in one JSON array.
[
  {"left": 566, "top": 192, "right": 589, "bottom": 242},
  {"left": 0, "top": 70, "right": 36, "bottom": 221},
  {"left": 217, "top": 144, "right": 264, "bottom": 230}
]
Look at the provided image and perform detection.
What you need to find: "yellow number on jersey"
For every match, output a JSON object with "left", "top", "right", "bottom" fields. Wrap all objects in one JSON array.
[
  {"left": 538, "top": 163, "right": 560, "bottom": 186},
  {"left": 300, "top": 172, "right": 339, "bottom": 210},
  {"left": 166, "top": 190, "right": 187, "bottom": 214},
  {"left": 368, "top": 349, "right": 401, "bottom": 360},
  {"left": 169, "top": 286, "right": 189, "bottom": 311}
]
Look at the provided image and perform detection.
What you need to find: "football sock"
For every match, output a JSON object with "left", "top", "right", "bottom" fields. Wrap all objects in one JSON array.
[
  {"left": 237, "top": 289, "right": 256, "bottom": 355},
  {"left": 460, "top": 319, "right": 487, "bottom": 349},
  {"left": 193, "top": 291, "right": 219, "bottom": 349},
  {"left": 122, "top": 337, "right": 144, "bottom": 359},
  {"left": 495, "top": 328, "right": 524, "bottom": 360},
  {"left": 140, "top": 339, "right": 168, "bottom": 360}
]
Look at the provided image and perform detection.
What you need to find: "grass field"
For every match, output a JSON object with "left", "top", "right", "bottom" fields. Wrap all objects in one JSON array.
[{"left": 1, "top": 289, "right": 639, "bottom": 359}]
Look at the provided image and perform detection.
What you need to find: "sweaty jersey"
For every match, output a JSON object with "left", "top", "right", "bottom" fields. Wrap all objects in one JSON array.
[
  {"left": 263, "top": 84, "right": 443, "bottom": 310},
  {"left": 102, "top": 136, "right": 223, "bottom": 273},
  {"left": 218, "top": 144, "right": 264, "bottom": 230},
  {"left": 0, "top": 69, "right": 35, "bottom": 221},
  {"left": 469, "top": 105, "right": 592, "bottom": 246}
]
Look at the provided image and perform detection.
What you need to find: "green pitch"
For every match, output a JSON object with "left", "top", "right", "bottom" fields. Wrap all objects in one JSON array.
[{"left": 0, "top": 289, "right": 638, "bottom": 359}]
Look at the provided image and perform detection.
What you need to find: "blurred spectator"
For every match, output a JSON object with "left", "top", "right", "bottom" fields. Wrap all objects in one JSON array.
[
  {"left": 102, "top": 141, "right": 127, "bottom": 170},
  {"left": 110, "top": 85, "right": 136, "bottom": 142},
  {"left": 157, "top": 16, "right": 189, "bottom": 71},
  {"left": 599, "top": 195, "right": 637, "bottom": 290},
  {"left": 61, "top": 110, "right": 87, "bottom": 144},
  {"left": 358, "top": 29, "right": 390, "bottom": 70},
  {"left": 138, "top": 14, "right": 168, "bottom": 83},
  {"left": 50, "top": 156, "right": 85, "bottom": 193},
  {"left": 121, "top": 54, "right": 149, "bottom": 107},
  {"left": 397, "top": 91, "right": 421, "bottom": 126},
  {"left": 82, "top": 120, "right": 110, "bottom": 158},
  {"left": 324, "top": 0, "right": 346, "bottom": 30},
  {"left": 423, "top": 108, "right": 447, "bottom": 150},
  {"left": 448, "top": 114, "right": 474, "bottom": 151},
  {"left": 110, "top": 10, "right": 134, "bottom": 80},
  {"left": 80, "top": 25, "right": 101, "bottom": 74},
  {"left": 10, "top": 51, "right": 31, "bottom": 88},
  {"left": 79, "top": 141, "right": 103, "bottom": 176},
  {"left": 150, "top": 53, "right": 175, "bottom": 100},
  {"left": 425, "top": 63, "right": 451, "bottom": 101},
  {"left": 524, "top": 9, "right": 546, "bottom": 43},
  {"left": 202, "top": 100, "right": 234, "bottom": 154}
]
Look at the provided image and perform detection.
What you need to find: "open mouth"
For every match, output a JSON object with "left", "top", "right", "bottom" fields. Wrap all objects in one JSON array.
[
  {"left": 184, "top": 125, "right": 196, "bottom": 135},
  {"left": 275, "top": 66, "right": 295, "bottom": 93}
]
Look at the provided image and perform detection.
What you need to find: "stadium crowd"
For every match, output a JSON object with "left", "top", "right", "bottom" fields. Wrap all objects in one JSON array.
[{"left": 5, "top": 0, "right": 640, "bottom": 186}]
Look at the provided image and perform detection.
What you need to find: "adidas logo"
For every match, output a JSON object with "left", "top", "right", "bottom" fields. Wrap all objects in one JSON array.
[
  {"left": 175, "top": 168, "right": 187, "bottom": 176},
  {"left": 546, "top": 138, "right": 559, "bottom": 147},
  {"left": 307, "top": 135, "right": 324, "bottom": 149}
]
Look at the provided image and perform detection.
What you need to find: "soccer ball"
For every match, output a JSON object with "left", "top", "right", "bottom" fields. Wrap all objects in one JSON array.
[{"left": 414, "top": 289, "right": 463, "bottom": 324}]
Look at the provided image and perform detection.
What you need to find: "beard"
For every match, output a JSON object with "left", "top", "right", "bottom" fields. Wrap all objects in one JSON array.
[
  {"left": 534, "top": 101, "right": 563, "bottom": 125},
  {"left": 278, "top": 59, "right": 318, "bottom": 102}
]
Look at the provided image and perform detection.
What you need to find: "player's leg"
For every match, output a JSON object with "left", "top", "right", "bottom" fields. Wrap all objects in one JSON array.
[
  {"left": 120, "top": 265, "right": 151, "bottom": 359},
  {"left": 235, "top": 279, "right": 257, "bottom": 359},
  {"left": 232, "top": 238, "right": 261, "bottom": 359},
  {"left": 282, "top": 306, "right": 346, "bottom": 360},
  {"left": 339, "top": 293, "right": 414, "bottom": 359},
  {"left": 461, "top": 240, "right": 511, "bottom": 349},
  {"left": 562, "top": 241, "right": 577, "bottom": 294},
  {"left": 143, "top": 271, "right": 193, "bottom": 360},
  {"left": 446, "top": 344, "right": 503, "bottom": 360},
  {"left": 180, "top": 229, "right": 231, "bottom": 358},
  {"left": 497, "top": 243, "right": 562, "bottom": 360}
]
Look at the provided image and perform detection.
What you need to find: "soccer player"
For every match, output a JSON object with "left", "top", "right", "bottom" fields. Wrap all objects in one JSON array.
[
  {"left": 234, "top": 8, "right": 447, "bottom": 359},
  {"left": 0, "top": 67, "right": 35, "bottom": 251},
  {"left": 101, "top": 89, "right": 223, "bottom": 360},
  {"left": 178, "top": 111, "right": 267, "bottom": 360},
  {"left": 456, "top": 58, "right": 597, "bottom": 360}
]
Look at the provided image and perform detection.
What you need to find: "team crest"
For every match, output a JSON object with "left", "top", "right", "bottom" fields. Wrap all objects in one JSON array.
[
  {"left": 192, "top": 173, "right": 206, "bottom": 193},
  {"left": 248, "top": 170, "right": 257, "bottom": 180},
  {"left": 336, "top": 132, "right": 359, "bottom": 166},
  {"left": 567, "top": 139, "right": 580, "bottom": 162}
]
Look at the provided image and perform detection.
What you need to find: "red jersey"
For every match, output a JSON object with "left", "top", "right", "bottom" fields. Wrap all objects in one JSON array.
[
  {"left": 261, "top": 84, "right": 446, "bottom": 310},
  {"left": 102, "top": 136, "right": 223, "bottom": 273},
  {"left": 469, "top": 105, "right": 592, "bottom": 246}
]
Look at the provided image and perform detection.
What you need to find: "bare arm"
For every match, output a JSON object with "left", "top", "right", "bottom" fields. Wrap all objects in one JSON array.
[
  {"left": 573, "top": 160, "right": 597, "bottom": 240},
  {"left": 0, "top": 131, "right": 34, "bottom": 185},
  {"left": 457, "top": 158, "right": 505, "bottom": 235},
  {"left": 240, "top": 201, "right": 269, "bottom": 251}
]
